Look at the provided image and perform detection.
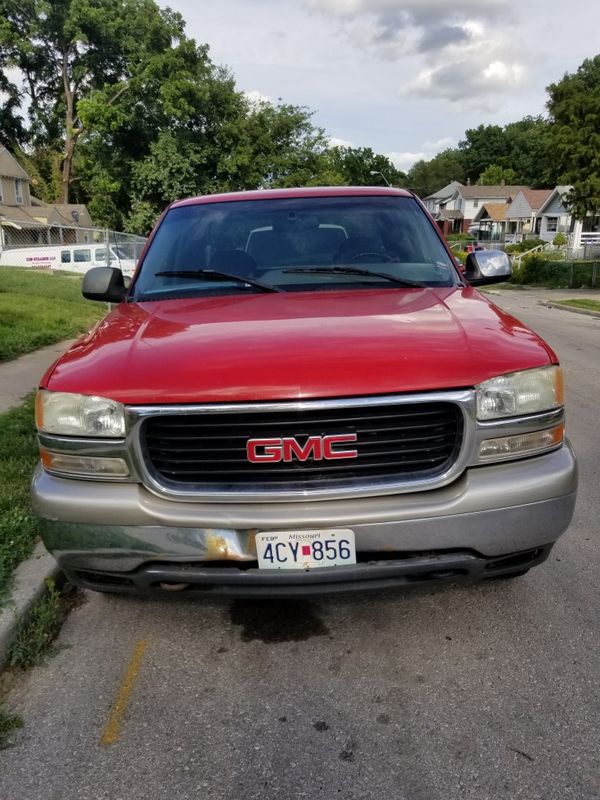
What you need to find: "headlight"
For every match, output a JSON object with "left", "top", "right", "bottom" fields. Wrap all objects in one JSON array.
[
  {"left": 476, "top": 366, "right": 564, "bottom": 420},
  {"left": 35, "top": 391, "right": 126, "bottom": 437},
  {"left": 478, "top": 424, "right": 564, "bottom": 462},
  {"left": 40, "top": 449, "right": 130, "bottom": 478}
]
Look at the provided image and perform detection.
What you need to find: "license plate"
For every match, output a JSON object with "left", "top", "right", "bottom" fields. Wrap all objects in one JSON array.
[{"left": 256, "top": 529, "right": 356, "bottom": 570}]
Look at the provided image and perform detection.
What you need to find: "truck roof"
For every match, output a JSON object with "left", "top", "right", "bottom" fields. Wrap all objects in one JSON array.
[{"left": 171, "top": 186, "right": 414, "bottom": 208}]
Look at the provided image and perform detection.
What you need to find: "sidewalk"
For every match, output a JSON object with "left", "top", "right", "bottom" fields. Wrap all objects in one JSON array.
[
  {"left": 491, "top": 286, "right": 600, "bottom": 302},
  {"left": 0, "top": 339, "right": 75, "bottom": 414}
]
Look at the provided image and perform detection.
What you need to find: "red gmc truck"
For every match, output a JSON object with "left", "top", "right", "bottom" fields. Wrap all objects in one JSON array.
[{"left": 32, "top": 187, "right": 577, "bottom": 596}]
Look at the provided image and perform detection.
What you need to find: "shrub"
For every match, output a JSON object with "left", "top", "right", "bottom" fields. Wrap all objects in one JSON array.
[
  {"left": 511, "top": 256, "right": 599, "bottom": 288},
  {"left": 446, "top": 232, "right": 472, "bottom": 241},
  {"left": 506, "top": 238, "right": 546, "bottom": 254},
  {"left": 553, "top": 232, "right": 567, "bottom": 247}
]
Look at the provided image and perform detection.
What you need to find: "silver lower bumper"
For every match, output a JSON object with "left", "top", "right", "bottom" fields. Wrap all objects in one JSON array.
[{"left": 32, "top": 443, "right": 577, "bottom": 580}]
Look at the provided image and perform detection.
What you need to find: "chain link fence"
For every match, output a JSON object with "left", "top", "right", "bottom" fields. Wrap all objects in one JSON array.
[{"left": 0, "top": 217, "right": 147, "bottom": 275}]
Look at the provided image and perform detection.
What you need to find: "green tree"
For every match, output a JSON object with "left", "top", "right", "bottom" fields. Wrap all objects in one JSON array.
[
  {"left": 323, "top": 146, "right": 406, "bottom": 187},
  {"left": 478, "top": 164, "right": 519, "bottom": 185},
  {"left": 0, "top": 0, "right": 195, "bottom": 202},
  {"left": 0, "top": 70, "right": 25, "bottom": 145},
  {"left": 547, "top": 55, "right": 600, "bottom": 219},
  {"left": 11, "top": 146, "right": 62, "bottom": 203},
  {"left": 459, "top": 125, "right": 507, "bottom": 182},
  {"left": 459, "top": 118, "right": 553, "bottom": 186},
  {"left": 407, "top": 148, "right": 465, "bottom": 197},
  {"left": 120, "top": 99, "right": 336, "bottom": 232},
  {"left": 502, "top": 116, "right": 553, "bottom": 186}
]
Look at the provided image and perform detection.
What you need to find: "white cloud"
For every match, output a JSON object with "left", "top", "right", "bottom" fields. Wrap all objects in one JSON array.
[
  {"left": 387, "top": 136, "right": 456, "bottom": 171},
  {"left": 244, "top": 90, "right": 271, "bottom": 107},
  {"left": 308, "top": 0, "right": 507, "bottom": 18},
  {"left": 329, "top": 135, "right": 353, "bottom": 148},
  {"left": 305, "top": 0, "right": 525, "bottom": 103},
  {"left": 410, "top": 57, "right": 526, "bottom": 106}
]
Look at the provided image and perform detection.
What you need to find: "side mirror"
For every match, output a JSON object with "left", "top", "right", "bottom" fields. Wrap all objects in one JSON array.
[
  {"left": 82, "top": 267, "right": 127, "bottom": 302},
  {"left": 464, "top": 250, "right": 512, "bottom": 286}
]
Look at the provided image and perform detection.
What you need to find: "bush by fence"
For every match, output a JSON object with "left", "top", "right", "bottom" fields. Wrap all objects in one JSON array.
[
  {"left": 505, "top": 239, "right": 546, "bottom": 255},
  {"left": 511, "top": 255, "right": 599, "bottom": 288}
]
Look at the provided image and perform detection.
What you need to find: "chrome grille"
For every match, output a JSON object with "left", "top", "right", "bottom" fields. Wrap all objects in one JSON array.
[{"left": 141, "top": 399, "right": 463, "bottom": 494}]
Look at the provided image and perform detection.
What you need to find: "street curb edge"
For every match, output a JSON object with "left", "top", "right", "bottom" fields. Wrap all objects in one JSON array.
[{"left": 0, "top": 542, "right": 60, "bottom": 669}]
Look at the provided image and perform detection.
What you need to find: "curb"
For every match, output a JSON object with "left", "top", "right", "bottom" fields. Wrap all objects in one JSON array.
[
  {"left": 542, "top": 301, "right": 600, "bottom": 320},
  {"left": 0, "top": 542, "right": 60, "bottom": 668}
]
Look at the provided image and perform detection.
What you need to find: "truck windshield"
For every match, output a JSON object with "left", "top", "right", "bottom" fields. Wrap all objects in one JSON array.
[{"left": 132, "top": 196, "right": 457, "bottom": 300}]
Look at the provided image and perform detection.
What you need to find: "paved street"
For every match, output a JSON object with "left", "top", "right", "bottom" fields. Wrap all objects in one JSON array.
[{"left": 1, "top": 290, "right": 599, "bottom": 800}]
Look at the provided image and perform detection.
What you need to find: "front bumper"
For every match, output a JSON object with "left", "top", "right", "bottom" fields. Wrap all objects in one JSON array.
[{"left": 33, "top": 443, "right": 577, "bottom": 595}]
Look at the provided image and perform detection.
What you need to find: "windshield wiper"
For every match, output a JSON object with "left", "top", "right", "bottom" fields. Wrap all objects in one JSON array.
[
  {"left": 155, "top": 269, "right": 281, "bottom": 293},
  {"left": 282, "top": 266, "right": 425, "bottom": 288}
]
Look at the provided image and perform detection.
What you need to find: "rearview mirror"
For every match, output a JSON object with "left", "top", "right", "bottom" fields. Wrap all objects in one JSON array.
[
  {"left": 82, "top": 267, "right": 128, "bottom": 302},
  {"left": 464, "top": 250, "right": 512, "bottom": 286}
]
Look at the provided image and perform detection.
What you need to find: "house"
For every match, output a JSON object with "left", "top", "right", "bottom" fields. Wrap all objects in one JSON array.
[
  {"left": 0, "top": 144, "right": 94, "bottom": 248},
  {"left": 512, "top": 185, "right": 599, "bottom": 254},
  {"left": 449, "top": 184, "right": 529, "bottom": 234},
  {"left": 534, "top": 186, "right": 574, "bottom": 242},
  {"left": 0, "top": 144, "right": 32, "bottom": 207},
  {"left": 423, "top": 181, "right": 463, "bottom": 214},
  {"left": 470, "top": 203, "right": 508, "bottom": 242},
  {"left": 504, "top": 189, "right": 554, "bottom": 243},
  {"left": 423, "top": 181, "right": 465, "bottom": 236}
]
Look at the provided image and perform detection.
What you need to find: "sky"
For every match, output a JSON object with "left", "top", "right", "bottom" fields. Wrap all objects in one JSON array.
[{"left": 160, "top": 0, "right": 599, "bottom": 172}]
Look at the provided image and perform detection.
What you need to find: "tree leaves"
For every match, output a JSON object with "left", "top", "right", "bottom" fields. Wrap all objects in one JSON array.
[{"left": 547, "top": 56, "right": 600, "bottom": 219}]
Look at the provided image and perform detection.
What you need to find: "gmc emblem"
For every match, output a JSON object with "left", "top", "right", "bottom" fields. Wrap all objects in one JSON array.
[{"left": 246, "top": 434, "right": 358, "bottom": 463}]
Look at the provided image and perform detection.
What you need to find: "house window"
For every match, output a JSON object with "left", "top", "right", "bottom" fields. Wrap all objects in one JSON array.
[
  {"left": 473, "top": 200, "right": 479, "bottom": 208},
  {"left": 546, "top": 217, "right": 558, "bottom": 232},
  {"left": 15, "top": 178, "right": 23, "bottom": 204},
  {"left": 0, "top": 180, "right": 3, "bottom": 203}
]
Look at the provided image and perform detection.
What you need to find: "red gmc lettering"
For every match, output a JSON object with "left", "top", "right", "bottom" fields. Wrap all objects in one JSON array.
[
  {"left": 322, "top": 434, "right": 359, "bottom": 460},
  {"left": 247, "top": 434, "right": 358, "bottom": 463},
  {"left": 283, "top": 437, "right": 322, "bottom": 462}
]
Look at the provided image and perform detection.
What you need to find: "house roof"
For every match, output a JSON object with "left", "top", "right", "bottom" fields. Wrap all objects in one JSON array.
[
  {"left": 457, "top": 184, "right": 528, "bottom": 200},
  {"left": 0, "top": 145, "right": 30, "bottom": 180},
  {"left": 0, "top": 203, "right": 94, "bottom": 229},
  {"left": 504, "top": 188, "right": 554, "bottom": 218},
  {"left": 520, "top": 188, "right": 553, "bottom": 211},
  {"left": 0, "top": 203, "right": 38, "bottom": 225},
  {"left": 436, "top": 208, "right": 463, "bottom": 221},
  {"left": 537, "top": 185, "right": 572, "bottom": 215},
  {"left": 473, "top": 203, "right": 508, "bottom": 222},
  {"left": 424, "top": 180, "right": 464, "bottom": 201},
  {"left": 36, "top": 204, "right": 94, "bottom": 228}
]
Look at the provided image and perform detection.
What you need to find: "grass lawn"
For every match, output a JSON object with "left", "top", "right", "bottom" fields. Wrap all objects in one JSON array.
[
  {"left": 557, "top": 298, "right": 600, "bottom": 312},
  {"left": 0, "top": 396, "right": 41, "bottom": 604},
  {"left": 0, "top": 267, "right": 104, "bottom": 361}
]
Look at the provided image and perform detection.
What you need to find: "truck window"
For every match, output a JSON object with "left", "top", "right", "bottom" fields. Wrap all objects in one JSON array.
[
  {"left": 74, "top": 249, "right": 91, "bottom": 263},
  {"left": 61, "top": 250, "right": 71, "bottom": 264},
  {"left": 134, "top": 196, "right": 457, "bottom": 300}
]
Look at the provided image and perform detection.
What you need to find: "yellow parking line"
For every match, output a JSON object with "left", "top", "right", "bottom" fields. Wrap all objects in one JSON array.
[{"left": 100, "top": 638, "right": 149, "bottom": 746}]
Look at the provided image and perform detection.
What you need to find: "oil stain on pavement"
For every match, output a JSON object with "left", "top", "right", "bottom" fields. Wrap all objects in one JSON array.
[{"left": 229, "top": 599, "right": 330, "bottom": 643}]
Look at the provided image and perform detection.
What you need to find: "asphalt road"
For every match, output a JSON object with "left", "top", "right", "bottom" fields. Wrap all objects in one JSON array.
[{"left": 1, "top": 289, "right": 599, "bottom": 800}]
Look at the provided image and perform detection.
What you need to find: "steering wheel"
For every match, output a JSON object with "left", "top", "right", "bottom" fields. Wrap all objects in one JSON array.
[{"left": 349, "top": 251, "right": 393, "bottom": 263}]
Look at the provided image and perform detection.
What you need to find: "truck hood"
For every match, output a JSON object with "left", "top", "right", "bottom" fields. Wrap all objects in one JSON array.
[{"left": 42, "top": 287, "right": 556, "bottom": 404}]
